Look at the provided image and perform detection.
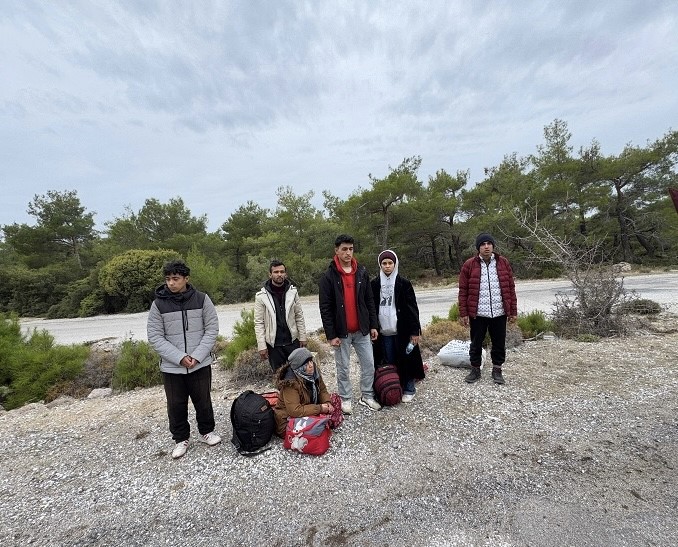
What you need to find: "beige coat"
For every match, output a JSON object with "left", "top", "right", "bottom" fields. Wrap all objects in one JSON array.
[{"left": 253, "top": 282, "right": 307, "bottom": 351}]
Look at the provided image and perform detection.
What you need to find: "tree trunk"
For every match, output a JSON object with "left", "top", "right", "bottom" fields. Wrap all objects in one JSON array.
[
  {"left": 634, "top": 231, "right": 656, "bottom": 257},
  {"left": 430, "top": 235, "right": 442, "bottom": 276},
  {"left": 614, "top": 181, "right": 632, "bottom": 262}
]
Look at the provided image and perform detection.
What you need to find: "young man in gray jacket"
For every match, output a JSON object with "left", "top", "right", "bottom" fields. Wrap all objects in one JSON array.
[{"left": 147, "top": 260, "right": 221, "bottom": 459}]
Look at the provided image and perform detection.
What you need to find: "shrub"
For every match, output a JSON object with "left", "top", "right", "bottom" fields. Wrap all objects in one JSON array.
[
  {"left": 99, "top": 249, "right": 180, "bottom": 313},
  {"left": 222, "top": 309, "right": 257, "bottom": 368},
  {"left": 421, "top": 319, "right": 469, "bottom": 352},
  {"left": 616, "top": 298, "right": 662, "bottom": 315},
  {"left": 186, "top": 246, "right": 228, "bottom": 303},
  {"left": 517, "top": 310, "right": 553, "bottom": 339},
  {"left": 228, "top": 335, "right": 330, "bottom": 387},
  {"left": 0, "top": 313, "right": 22, "bottom": 386},
  {"left": 304, "top": 337, "right": 329, "bottom": 364},
  {"left": 111, "top": 340, "right": 162, "bottom": 391},
  {"left": 505, "top": 322, "right": 524, "bottom": 348},
  {"left": 447, "top": 303, "right": 460, "bottom": 322},
  {"left": 4, "top": 330, "right": 88, "bottom": 409},
  {"left": 230, "top": 347, "right": 273, "bottom": 385},
  {"left": 47, "top": 344, "right": 119, "bottom": 400}
]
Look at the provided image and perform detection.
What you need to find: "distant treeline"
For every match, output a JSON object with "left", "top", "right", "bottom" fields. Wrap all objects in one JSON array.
[{"left": 1, "top": 120, "right": 677, "bottom": 318}]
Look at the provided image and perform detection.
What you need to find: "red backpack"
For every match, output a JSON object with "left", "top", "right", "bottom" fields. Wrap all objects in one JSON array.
[{"left": 374, "top": 364, "right": 402, "bottom": 406}]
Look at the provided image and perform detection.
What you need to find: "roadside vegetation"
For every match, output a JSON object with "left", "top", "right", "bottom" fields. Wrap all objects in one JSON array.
[
  {"left": 1, "top": 119, "right": 676, "bottom": 409},
  {"left": 1, "top": 121, "right": 676, "bottom": 320}
]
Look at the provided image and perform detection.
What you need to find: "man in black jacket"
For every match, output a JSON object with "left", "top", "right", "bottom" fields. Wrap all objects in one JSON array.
[{"left": 318, "top": 235, "right": 380, "bottom": 414}]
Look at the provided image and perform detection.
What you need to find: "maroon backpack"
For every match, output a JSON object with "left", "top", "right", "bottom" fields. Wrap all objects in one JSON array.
[{"left": 374, "top": 364, "right": 402, "bottom": 406}]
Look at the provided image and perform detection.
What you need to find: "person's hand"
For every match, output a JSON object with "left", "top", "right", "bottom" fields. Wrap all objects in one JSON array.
[
  {"left": 411, "top": 335, "right": 420, "bottom": 346},
  {"left": 370, "top": 329, "right": 378, "bottom": 341},
  {"left": 329, "top": 337, "right": 341, "bottom": 347},
  {"left": 460, "top": 316, "right": 469, "bottom": 327},
  {"left": 321, "top": 403, "right": 334, "bottom": 414},
  {"left": 259, "top": 349, "right": 268, "bottom": 361},
  {"left": 181, "top": 356, "right": 197, "bottom": 368},
  {"left": 299, "top": 340, "right": 307, "bottom": 347},
  {"left": 508, "top": 315, "right": 517, "bottom": 324}
]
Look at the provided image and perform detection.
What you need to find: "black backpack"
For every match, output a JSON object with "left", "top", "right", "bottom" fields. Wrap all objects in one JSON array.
[{"left": 230, "top": 390, "right": 275, "bottom": 456}]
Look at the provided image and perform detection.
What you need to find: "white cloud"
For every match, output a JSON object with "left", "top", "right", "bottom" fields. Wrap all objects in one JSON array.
[{"left": 1, "top": 0, "right": 676, "bottom": 231}]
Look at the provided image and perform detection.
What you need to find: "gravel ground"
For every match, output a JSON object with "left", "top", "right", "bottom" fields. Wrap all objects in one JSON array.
[{"left": 1, "top": 327, "right": 677, "bottom": 546}]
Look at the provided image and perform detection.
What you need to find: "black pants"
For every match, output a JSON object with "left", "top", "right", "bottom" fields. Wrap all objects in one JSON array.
[
  {"left": 267, "top": 340, "right": 301, "bottom": 371},
  {"left": 163, "top": 365, "right": 215, "bottom": 442},
  {"left": 469, "top": 315, "right": 507, "bottom": 368}
]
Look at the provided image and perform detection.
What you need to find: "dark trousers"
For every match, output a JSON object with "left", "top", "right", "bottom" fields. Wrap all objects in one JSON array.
[
  {"left": 469, "top": 315, "right": 507, "bottom": 368},
  {"left": 381, "top": 335, "right": 397, "bottom": 364},
  {"left": 163, "top": 365, "right": 215, "bottom": 442},
  {"left": 267, "top": 340, "right": 301, "bottom": 371}
]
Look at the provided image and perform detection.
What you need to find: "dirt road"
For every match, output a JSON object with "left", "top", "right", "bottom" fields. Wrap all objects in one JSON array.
[{"left": 19, "top": 273, "right": 678, "bottom": 345}]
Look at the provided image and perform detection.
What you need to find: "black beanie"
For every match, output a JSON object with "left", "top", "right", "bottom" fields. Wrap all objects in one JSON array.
[{"left": 475, "top": 233, "right": 496, "bottom": 250}]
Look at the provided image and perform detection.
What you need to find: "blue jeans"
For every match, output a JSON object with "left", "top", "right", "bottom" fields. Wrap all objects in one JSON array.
[
  {"left": 334, "top": 332, "right": 375, "bottom": 400},
  {"left": 403, "top": 378, "right": 416, "bottom": 395},
  {"left": 381, "top": 335, "right": 397, "bottom": 364}
]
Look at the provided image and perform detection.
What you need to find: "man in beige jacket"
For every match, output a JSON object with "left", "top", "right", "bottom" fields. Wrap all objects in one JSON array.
[{"left": 254, "top": 260, "right": 308, "bottom": 371}]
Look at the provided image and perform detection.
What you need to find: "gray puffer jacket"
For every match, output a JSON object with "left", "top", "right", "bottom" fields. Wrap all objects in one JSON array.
[{"left": 147, "top": 284, "right": 219, "bottom": 374}]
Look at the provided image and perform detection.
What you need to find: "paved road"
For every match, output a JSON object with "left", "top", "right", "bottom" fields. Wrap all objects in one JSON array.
[{"left": 19, "top": 273, "right": 678, "bottom": 345}]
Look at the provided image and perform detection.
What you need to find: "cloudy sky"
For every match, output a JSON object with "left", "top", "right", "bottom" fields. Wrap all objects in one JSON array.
[{"left": 1, "top": 1, "right": 676, "bottom": 232}]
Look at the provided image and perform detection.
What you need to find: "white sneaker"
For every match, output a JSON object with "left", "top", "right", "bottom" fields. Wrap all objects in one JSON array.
[
  {"left": 359, "top": 397, "right": 382, "bottom": 411},
  {"left": 199, "top": 432, "right": 222, "bottom": 446},
  {"left": 341, "top": 400, "right": 353, "bottom": 415},
  {"left": 401, "top": 393, "right": 414, "bottom": 403},
  {"left": 172, "top": 440, "right": 189, "bottom": 459}
]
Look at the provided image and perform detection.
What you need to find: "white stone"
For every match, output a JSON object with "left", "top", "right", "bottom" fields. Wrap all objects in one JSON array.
[{"left": 87, "top": 388, "right": 113, "bottom": 399}]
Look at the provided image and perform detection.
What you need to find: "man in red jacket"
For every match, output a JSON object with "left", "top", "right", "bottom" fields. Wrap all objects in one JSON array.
[
  {"left": 458, "top": 233, "right": 518, "bottom": 385},
  {"left": 319, "top": 234, "right": 380, "bottom": 414}
]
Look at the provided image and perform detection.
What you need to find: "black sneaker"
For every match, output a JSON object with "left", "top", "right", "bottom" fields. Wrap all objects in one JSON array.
[
  {"left": 492, "top": 369, "right": 505, "bottom": 385},
  {"left": 465, "top": 367, "right": 481, "bottom": 383}
]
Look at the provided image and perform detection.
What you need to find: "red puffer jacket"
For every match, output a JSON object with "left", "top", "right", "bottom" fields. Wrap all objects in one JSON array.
[{"left": 458, "top": 253, "right": 517, "bottom": 318}]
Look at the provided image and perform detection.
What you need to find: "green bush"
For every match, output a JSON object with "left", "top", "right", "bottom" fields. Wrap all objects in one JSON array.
[
  {"left": 111, "top": 340, "right": 162, "bottom": 391},
  {"left": 448, "top": 303, "right": 460, "bottom": 321},
  {"left": 186, "top": 246, "right": 229, "bottom": 303},
  {"left": 4, "top": 263, "right": 75, "bottom": 317},
  {"left": 222, "top": 309, "right": 257, "bottom": 368},
  {"left": 0, "top": 313, "right": 23, "bottom": 386},
  {"left": 99, "top": 249, "right": 180, "bottom": 313},
  {"left": 517, "top": 310, "right": 553, "bottom": 339},
  {"left": 3, "top": 329, "right": 88, "bottom": 409}
]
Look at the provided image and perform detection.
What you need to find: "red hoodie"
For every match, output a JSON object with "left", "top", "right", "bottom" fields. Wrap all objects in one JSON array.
[{"left": 334, "top": 255, "right": 360, "bottom": 333}]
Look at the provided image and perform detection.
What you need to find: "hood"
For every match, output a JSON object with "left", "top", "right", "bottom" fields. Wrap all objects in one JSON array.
[
  {"left": 377, "top": 249, "right": 399, "bottom": 283},
  {"left": 154, "top": 283, "right": 196, "bottom": 301},
  {"left": 275, "top": 363, "right": 300, "bottom": 389}
]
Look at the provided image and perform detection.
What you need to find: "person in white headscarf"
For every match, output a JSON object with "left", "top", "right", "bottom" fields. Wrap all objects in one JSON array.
[{"left": 371, "top": 250, "right": 425, "bottom": 402}]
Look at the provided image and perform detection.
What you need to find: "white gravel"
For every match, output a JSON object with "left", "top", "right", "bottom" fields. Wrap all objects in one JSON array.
[{"left": 1, "top": 326, "right": 677, "bottom": 546}]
